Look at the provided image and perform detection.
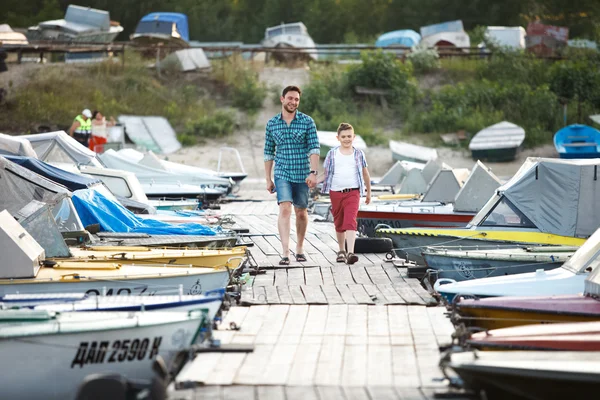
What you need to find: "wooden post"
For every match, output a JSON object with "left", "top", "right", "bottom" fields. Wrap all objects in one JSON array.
[{"left": 121, "top": 43, "right": 125, "bottom": 68}]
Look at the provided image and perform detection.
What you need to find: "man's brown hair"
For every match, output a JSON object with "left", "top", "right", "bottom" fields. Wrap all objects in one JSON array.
[
  {"left": 337, "top": 122, "right": 354, "bottom": 134},
  {"left": 282, "top": 85, "right": 302, "bottom": 97}
]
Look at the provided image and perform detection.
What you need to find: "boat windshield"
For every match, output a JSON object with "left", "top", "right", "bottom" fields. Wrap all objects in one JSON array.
[
  {"left": 479, "top": 197, "right": 536, "bottom": 228},
  {"left": 135, "top": 21, "right": 176, "bottom": 36},
  {"left": 267, "top": 27, "right": 283, "bottom": 37}
]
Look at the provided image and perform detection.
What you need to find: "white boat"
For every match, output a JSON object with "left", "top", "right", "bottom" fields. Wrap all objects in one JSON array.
[
  {"left": 469, "top": 121, "right": 525, "bottom": 162},
  {"left": 262, "top": 22, "right": 318, "bottom": 61},
  {"left": 434, "top": 224, "right": 600, "bottom": 303},
  {"left": 0, "top": 309, "right": 205, "bottom": 400},
  {"left": 0, "top": 24, "right": 28, "bottom": 47},
  {"left": 26, "top": 5, "right": 123, "bottom": 43},
  {"left": 389, "top": 140, "right": 438, "bottom": 163},
  {"left": 317, "top": 130, "right": 367, "bottom": 157},
  {"left": 0, "top": 289, "right": 224, "bottom": 321},
  {"left": 419, "top": 20, "right": 470, "bottom": 51}
]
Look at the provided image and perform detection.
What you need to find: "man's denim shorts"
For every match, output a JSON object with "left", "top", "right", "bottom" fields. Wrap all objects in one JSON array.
[{"left": 274, "top": 177, "right": 309, "bottom": 209}]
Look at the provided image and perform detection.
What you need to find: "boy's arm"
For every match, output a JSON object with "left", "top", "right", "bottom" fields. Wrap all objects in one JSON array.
[{"left": 362, "top": 167, "right": 372, "bottom": 204}]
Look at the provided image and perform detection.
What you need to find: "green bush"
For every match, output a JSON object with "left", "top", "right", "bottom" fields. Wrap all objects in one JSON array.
[
  {"left": 476, "top": 51, "right": 551, "bottom": 87},
  {"left": 406, "top": 46, "right": 441, "bottom": 74},
  {"left": 183, "top": 110, "right": 236, "bottom": 141},
  {"left": 231, "top": 70, "right": 267, "bottom": 115}
]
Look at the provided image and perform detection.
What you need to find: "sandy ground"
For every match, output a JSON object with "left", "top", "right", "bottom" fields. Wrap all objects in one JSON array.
[{"left": 168, "top": 66, "right": 559, "bottom": 183}]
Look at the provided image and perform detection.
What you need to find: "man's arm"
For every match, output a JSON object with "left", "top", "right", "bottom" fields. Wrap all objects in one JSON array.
[
  {"left": 264, "top": 125, "right": 276, "bottom": 193},
  {"left": 68, "top": 121, "right": 80, "bottom": 137}
]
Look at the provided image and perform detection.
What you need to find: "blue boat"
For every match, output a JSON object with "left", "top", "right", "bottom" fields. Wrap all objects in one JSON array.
[
  {"left": 554, "top": 124, "right": 600, "bottom": 159},
  {"left": 131, "top": 12, "right": 190, "bottom": 47},
  {"left": 376, "top": 30, "right": 421, "bottom": 48}
]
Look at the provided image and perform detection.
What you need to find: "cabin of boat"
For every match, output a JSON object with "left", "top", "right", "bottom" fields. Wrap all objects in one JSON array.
[{"left": 262, "top": 22, "right": 318, "bottom": 61}]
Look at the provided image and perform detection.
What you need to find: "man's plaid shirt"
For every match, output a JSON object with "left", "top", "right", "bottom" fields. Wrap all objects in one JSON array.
[{"left": 264, "top": 111, "right": 320, "bottom": 183}]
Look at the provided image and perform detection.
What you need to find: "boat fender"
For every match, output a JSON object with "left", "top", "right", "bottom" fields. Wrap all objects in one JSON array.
[{"left": 433, "top": 278, "right": 456, "bottom": 291}]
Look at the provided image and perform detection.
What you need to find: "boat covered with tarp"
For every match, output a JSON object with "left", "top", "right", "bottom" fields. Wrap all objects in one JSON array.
[
  {"left": 130, "top": 12, "right": 190, "bottom": 48},
  {"left": 375, "top": 30, "right": 421, "bottom": 48}
]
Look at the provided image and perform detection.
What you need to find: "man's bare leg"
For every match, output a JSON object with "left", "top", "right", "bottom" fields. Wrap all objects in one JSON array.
[
  {"left": 336, "top": 231, "right": 346, "bottom": 252},
  {"left": 278, "top": 202, "right": 292, "bottom": 258},
  {"left": 294, "top": 206, "right": 308, "bottom": 255}
]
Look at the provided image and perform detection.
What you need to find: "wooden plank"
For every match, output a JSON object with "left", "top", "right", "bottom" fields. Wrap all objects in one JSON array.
[
  {"left": 260, "top": 343, "right": 299, "bottom": 385},
  {"left": 256, "top": 305, "right": 289, "bottom": 343},
  {"left": 223, "top": 385, "right": 256, "bottom": 400},
  {"left": 342, "top": 387, "right": 371, "bottom": 400},
  {"left": 336, "top": 284, "right": 358, "bottom": 304},
  {"left": 393, "top": 284, "right": 426, "bottom": 305},
  {"left": 257, "top": 386, "right": 286, "bottom": 400},
  {"left": 251, "top": 286, "right": 268, "bottom": 305},
  {"left": 341, "top": 343, "right": 368, "bottom": 386},
  {"left": 184, "top": 385, "right": 221, "bottom": 400},
  {"left": 382, "top": 264, "right": 407, "bottom": 285},
  {"left": 274, "top": 269, "right": 288, "bottom": 286},
  {"left": 235, "top": 344, "right": 275, "bottom": 384},
  {"left": 321, "top": 285, "right": 345, "bottom": 304},
  {"left": 175, "top": 353, "right": 222, "bottom": 385},
  {"left": 286, "top": 386, "right": 319, "bottom": 400},
  {"left": 304, "top": 267, "right": 324, "bottom": 286},
  {"left": 376, "top": 283, "right": 406, "bottom": 304},
  {"left": 349, "top": 266, "right": 372, "bottom": 285},
  {"left": 365, "top": 265, "right": 393, "bottom": 285},
  {"left": 288, "top": 285, "right": 307, "bottom": 304},
  {"left": 324, "top": 304, "right": 348, "bottom": 335},
  {"left": 406, "top": 279, "right": 438, "bottom": 305},
  {"left": 205, "top": 353, "right": 246, "bottom": 385},
  {"left": 219, "top": 306, "right": 250, "bottom": 331},
  {"left": 263, "top": 285, "right": 281, "bottom": 304},
  {"left": 332, "top": 265, "right": 355, "bottom": 285},
  {"left": 362, "top": 284, "right": 387, "bottom": 305},
  {"left": 347, "top": 284, "right": 375, "bottom": 304},
  {"left": 367, "top": 345, "right": 394, "bottom": 386},
  {"left": 320, "top": 266, "right": 335, "bottom": 285},
  {"left": 280, "top": 305, "right": 309, "bottom": 338},
  {"left": 287, "top": 269, "right": 305, "bottom": 285},
  {"left": 238, "top": 305, "right": 270, "bottom": 335},
  {"left": 368, "top": 305, "right": 390, "bottom": 336},
  {"left": 301, "top": 285, "right": 328, "bottom": 304},
  {"left": 314, "top": 335, "right": 345, "bottom": 385},
  {"left": 387, "top": 306, "right": 411, "bottom": 337},
  {"left": 276, "top": 286, "right": 294, "bottom": 304},
  {"left": 252, "top": 270, "right": 274, "bottom": 287},
  {"left": 303, "top": 305, "right": 329, "bottom": 336},
  {"left": 392, "top": 345, "right": 421, "bottom": 388},
  {"left": 346, "top": 305, "right": 368, "bottom": 338},
  {"left": 286, "top": 343, "right": 321, "bottom": 385},
  {"left": 317, "top": 386, "right": 347, "bottom": 400}
]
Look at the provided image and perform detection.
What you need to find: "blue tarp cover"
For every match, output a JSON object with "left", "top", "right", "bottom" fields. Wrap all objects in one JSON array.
[
  {"left": 4, "top": 155, "right": 100, "bottom": 191},
  {"left": 72, "top": 189, "right": 217, "bottom": 235},
  {"left": 139, "top": 12, "right": 189, "bottom": 42},
  {"left": 376, "top": 30, "right": 421, "bottom": 47}
]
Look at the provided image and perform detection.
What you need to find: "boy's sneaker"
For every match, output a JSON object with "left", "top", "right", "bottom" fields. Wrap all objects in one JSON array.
[{"left": 346, "top": 253, "right": 359, "bottom": 265}]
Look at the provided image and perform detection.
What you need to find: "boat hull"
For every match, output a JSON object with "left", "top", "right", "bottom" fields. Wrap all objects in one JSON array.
[
  {"left": 357, "top": 210, "right": 473, "bottom": 237},
  {"left": 0, "top": 313, "right": 202, "bottom": 400},
  {"left": 471, "top": 146, "right": 519, "bottom": 162},
  {"left": 455, "top": 295, "right": 600, "bottom": 330},
  {"left": 423, "top": 252, "right": 564, "bottom": 281},
  {"left": 93, "top": 234, "right": 238, "bottom": 248}
]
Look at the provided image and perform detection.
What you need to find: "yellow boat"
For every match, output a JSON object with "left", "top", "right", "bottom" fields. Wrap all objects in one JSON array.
[
  {"left": 0, "top": 262, "right": 231, "bottom": 296},
  {"left": 56, "top": 246, "right": 247, "bottom": 269}
]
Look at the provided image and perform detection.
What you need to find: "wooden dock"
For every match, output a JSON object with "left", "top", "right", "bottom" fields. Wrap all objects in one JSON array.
[{"left": 169, "top": 193, "right": 457, "bottom": 400}]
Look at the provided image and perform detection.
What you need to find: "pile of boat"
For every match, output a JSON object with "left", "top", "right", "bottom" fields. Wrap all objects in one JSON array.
[
  {"left": 0, "top": 132, "right": 255, "bottom": 399},
  {"left": 365, "top": 156, "right": 600, "bottom": 399}
]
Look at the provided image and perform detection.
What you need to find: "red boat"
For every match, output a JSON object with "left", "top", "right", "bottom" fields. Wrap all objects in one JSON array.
[
  {"left": 467, "top": 320, "right": 600, "bottom": 351},
  {"left": 454, "top": 294, "right": 600, "bottom": 330}
]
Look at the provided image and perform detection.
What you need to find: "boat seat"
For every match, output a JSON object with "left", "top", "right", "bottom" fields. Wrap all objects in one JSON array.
[{"left": 562, "top": 142, "right": 596, "bottom": 147}]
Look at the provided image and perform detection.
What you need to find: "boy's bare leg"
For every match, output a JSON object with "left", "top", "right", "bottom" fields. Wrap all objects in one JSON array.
[
  {"left": 278, "top": 202, "right": 292, "bottom": 258},
  {"left": 294, "top": 207, "right": 308, "bottom": 254},
  {"left": 336, "top": 231, "right": 346, "bottom": 252},
  {"left": 346, "top": 230, "right": 356, "bottom": 253}
]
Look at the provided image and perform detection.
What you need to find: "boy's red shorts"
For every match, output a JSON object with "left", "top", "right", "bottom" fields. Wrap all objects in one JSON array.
[{"left": 330, "top": 189, "right": 360, "bottom": 232}]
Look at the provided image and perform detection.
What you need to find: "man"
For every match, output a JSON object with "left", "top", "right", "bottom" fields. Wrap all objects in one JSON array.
[
  {"left": 68, "top": 109, "right": 93, "bottom": 147},
  {"left": 264, "top": 85, "right": 320, "bottom": 265}
]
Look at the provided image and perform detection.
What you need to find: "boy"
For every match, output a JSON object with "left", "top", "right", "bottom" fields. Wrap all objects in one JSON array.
[{"left": 320, "top": 123, "right": 371, "bottom": 264}]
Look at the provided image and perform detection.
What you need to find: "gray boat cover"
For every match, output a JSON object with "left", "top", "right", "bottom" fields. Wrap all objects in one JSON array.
[
  {"left": 398, "top": 168, "right": 427, "bottom": 194},
  {"left": 499, "top": 158, "right": 600, "bottom": 238},
  {"left": 422, "top": 168, "right": 465, "bottom": 203},
  {"left": 453, "top": 161, "right": 502, "bottom": 213},
  {"left": 21, "top": 131, "right": 102, "bottom": 168},
  {"left": 421, "top": 158, "right": 451, "bottom": 184},
  {"left": 377, "top": 161, "right": 407, "bottom": 187},
  {"left": 117, "top": 116, "right": 181, "bottom": 154},
  {"left": 0, "top": 133, "right": 37, "bottom": 158}
]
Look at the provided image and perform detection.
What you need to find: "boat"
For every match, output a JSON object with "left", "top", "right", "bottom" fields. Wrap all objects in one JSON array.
[
  {"left": 469, "top": 121, "right": 525, "bottom": 162},
  {"left": 554, "top": 124, "right": 600, "bottom": 159},
  {"left": 375, "top": 30, "right": 421, "bottom": 48},
  {"left": 433, "top": 223, "right": 600, "bottom": 303},
  {"left": 1, "top": 289, "right": 224, "bottom": 321},
  {"left": 423, "top": 245, "right": 574, "bottom": 281},
  {"left": 63, "top": 246, "right": 247, "bottom": 269},
  {"left": 442, "top": 350, "right": 600, "bottom": 400},
  {"left": 452, "top": 260, "right": 600, "bottom": 330},
  {"left": 377, "top": 158, "right": 600, "bottom": 264},
  {"left": 130, "top": 12, "right": 190, "bottom": 48},
  {"left": 484, "top": 26, "right": 526, "bottom": 49},
  {"left": 262, "top": 22, "right": 318, "bottom": 61},
  {"left": 25, "top": 5, "right": 123, "bottom": 43},
  {"left": 317, "top": 130, "right": 367, "bottom": 158},
  {"left": 0, "top": 24, "right": 28, "bottom": 47},
  {"left": 419, "top": 20, "right": 470, "bottom": 51},
  {"left": 0, "top": 309, "right": 206, "bottom": 400},
  {"left": 389, "top": 140, "right": 438, "bottom": 163},
  {"left": 358, "top": 161, "right": 498, "bottom": 236}
]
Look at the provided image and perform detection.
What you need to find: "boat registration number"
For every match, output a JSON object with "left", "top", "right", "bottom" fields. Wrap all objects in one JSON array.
[{"left": 71, "top": 337, "right": 162, "bottom": 368}]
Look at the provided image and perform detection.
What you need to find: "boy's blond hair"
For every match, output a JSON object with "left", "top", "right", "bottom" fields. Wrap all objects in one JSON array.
[{"left": 337, "top": 122, "right": 354, "bottom": 134}]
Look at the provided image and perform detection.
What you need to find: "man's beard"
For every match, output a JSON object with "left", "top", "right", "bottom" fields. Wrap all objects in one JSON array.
[{"left": 283, "top": 104, "right": 297, "bottom": 113}]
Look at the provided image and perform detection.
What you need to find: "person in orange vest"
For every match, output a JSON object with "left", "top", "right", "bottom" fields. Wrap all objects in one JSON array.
[{"left": 68, "top": 109, "right": 93, "bottom": 147}]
